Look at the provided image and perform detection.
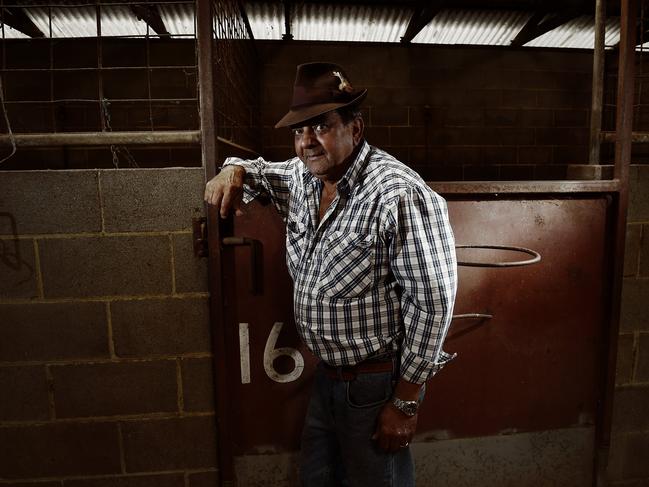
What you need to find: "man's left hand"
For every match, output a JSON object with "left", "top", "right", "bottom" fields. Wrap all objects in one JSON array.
[{"left": 372, "top": 402, "right": 418, "bottom": 453}]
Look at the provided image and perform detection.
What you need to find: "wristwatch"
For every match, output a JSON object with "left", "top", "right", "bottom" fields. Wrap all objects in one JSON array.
[{"left": 391, "top": 397, "right": 419, "bottom": 417}]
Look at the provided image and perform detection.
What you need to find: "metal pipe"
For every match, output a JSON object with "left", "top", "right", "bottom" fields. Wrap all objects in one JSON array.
[
  {"left": 589, "top": 0, "right": 606, "bottom": 164},
  {"left": 429, "top": 180, "right": 621, "bottom": 194},
  {"left": 0, "top": 130, "right": 200, "bottom": 146},
  {"left": 597, "top": 0, "right": 637, "bottom": 482},
  {"left": 601, "top": 130, "right": 649, "bottom": 142}
]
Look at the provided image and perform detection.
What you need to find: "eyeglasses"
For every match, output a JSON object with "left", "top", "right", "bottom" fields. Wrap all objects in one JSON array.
[{"left": 291, "top": 122, "right": 332, "bottom": 138}]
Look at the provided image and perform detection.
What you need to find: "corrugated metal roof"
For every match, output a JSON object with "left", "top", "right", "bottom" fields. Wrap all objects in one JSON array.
[
  {"left": 0, "top": 3, "right": 626, "bottom": 49},
  {"left": 526, "top": 15, "right": 621, "bottom": 49},
  {"left": 412, "top": 9, "right": 530, "bottom": 45},
  {"left": 1, "top": 3, "right": 195, "bottom": 38}
]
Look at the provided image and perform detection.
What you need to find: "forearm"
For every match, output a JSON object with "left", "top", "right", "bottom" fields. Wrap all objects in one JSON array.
[{"left": 393, "top": 377, "right": 423, "bottom": 401}]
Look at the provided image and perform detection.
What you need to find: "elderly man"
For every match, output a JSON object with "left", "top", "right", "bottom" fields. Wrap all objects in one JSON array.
[{"left": 204, "top": 62, "right": 457, "bottom": 487}]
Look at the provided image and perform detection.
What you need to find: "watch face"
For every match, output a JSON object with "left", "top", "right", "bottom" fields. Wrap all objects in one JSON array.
[{"left": 403, "top": 402, "right": 418, "bottom": 416}]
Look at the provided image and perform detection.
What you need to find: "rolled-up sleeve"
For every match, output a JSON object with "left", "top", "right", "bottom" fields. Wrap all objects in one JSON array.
[
  {"left": 222, "top": 156, "right": 297, "bottom": 219},
  {"left": 388, "top": 186, "right": 457, "bottom": 384}
]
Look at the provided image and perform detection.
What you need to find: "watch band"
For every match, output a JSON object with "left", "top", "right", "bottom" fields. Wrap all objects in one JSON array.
[{"left": 391, "top": 397, "right": 419, "bottom": 417}]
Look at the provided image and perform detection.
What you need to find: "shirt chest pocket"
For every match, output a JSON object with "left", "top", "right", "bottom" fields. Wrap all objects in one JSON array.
[{"left": 320, "top": 231, "right": 376, "bottom": 299}]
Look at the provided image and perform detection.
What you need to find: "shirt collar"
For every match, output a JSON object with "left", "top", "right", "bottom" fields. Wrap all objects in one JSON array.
[{"left": 300, "top": 140, "right": 370, "bottom": 195}]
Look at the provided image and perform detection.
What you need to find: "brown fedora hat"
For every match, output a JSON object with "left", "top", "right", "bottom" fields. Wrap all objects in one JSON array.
[{"left": 275, "top": 62, "right": 367, "bottom": 128}]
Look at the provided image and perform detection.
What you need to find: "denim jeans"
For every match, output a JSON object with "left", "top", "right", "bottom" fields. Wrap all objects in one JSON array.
[{"left": 299, "top": 364, "right": 415, "bottom": 487}]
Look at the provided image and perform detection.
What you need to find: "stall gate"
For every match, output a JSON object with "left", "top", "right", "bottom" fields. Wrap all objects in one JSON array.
[{"left": 209, "top": 187, "right": 612, "bottom": 487}]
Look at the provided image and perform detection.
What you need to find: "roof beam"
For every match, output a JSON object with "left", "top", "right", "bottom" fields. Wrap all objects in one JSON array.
[
  {"left": 401, "top": 1, "right": 445, "bottom": 43},
  {"left": 511, "top": 9, "right": 580, "bottom": 46},
  {"left": 282, "top": 0, "right": 293, "bottom": 40},
  {"left": 1, "top": 7, "right": 45, "bottom": 38},
  {"left": 130, "top": 4, "right": 170, "bottom": 38}
]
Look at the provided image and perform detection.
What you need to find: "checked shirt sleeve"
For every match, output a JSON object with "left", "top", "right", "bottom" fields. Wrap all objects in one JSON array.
[
  {"left": 388, "top": 185, "right": 458, "bottom": 384},
  {"left": 222, "top": 156, "right": 296, "bottom": 219}
]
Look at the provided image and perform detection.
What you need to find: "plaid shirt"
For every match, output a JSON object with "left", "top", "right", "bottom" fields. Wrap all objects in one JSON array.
[{"left": 224, "top": 141, "right": 457, "bottom": 383}]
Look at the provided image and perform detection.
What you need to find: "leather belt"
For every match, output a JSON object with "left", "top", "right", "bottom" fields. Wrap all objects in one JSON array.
[{"left": 321, "top": 358, "right": 394, "bottom": 381}]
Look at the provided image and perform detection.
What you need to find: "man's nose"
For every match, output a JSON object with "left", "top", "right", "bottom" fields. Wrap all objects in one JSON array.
[{"left": 300, "top": 127, "right": 318, "bottom": 147}]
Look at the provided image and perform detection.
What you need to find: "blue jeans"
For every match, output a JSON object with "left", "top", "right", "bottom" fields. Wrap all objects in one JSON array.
[{"left": 299, "top": 364, "right": 415, "bottom": 487}]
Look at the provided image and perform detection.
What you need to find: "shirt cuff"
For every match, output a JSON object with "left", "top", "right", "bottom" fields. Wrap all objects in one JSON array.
[{"left": 400, "top": 347, "right": 457, "bottom": 384}]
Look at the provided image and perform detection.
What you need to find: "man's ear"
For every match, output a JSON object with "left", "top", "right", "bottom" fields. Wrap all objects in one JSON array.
[{"left": 352, "top": 116, "right": 364, "bottom": 145}]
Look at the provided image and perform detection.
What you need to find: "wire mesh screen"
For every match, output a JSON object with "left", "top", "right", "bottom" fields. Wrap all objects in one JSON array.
[
  {"left": 212, "top": 0, "right": 259, "bottom": 156},
  {"left": 0, "top": 1, "right": 208, "bottom": 169},
  {"left": 602, "top": 0, "right": 649, "bottom": 164}
]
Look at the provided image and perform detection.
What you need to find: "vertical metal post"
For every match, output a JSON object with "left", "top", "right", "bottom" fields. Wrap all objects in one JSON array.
[
  {"left": 597, "top": 0, "right": 636, "bottom": 483},
  {"left": 589, "top": 0, "right": 606, "bottom": 164},
  {"left": 197, "top": 0, "right": 235, "bottom": 485}
]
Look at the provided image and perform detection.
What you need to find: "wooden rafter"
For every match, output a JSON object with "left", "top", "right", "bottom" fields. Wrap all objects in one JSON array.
[
  {"left": 0, "top": 7, "right": 45, "bottom": 38},
  {"left": 282, "top": 0, "right": 293, "bottom": 41},
  {"left": 130, "top": 4, "right": 170, "bottom": 38},
  {"left": 401, "top": 0, "right": 445, "bottom": 44},
  {"left": 511, "top": 9, "right": 581, "bottom": 47}
]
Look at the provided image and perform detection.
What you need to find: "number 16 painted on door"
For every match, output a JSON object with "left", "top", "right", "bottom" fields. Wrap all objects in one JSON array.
[{"left": 238, "top": 322, "right": 305, "bottom": 384}]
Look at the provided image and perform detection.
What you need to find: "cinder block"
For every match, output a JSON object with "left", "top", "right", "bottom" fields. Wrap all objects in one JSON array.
[
  {"left": 553, "top": 146, "right": 589, "bottom": 165},
  {"left": 181, "top": 358, "right": 215, "bottom": 412},
  {"left": 39, "top": 235, "right": 172, "bottom": 298},
  {"left": 0, "top": 366, "right": 49, "bottom": 421},
  {"left": 100, "top": 169, "right": 205, "bottom": 232},
  {"left": 482, "top": 147, "right": 517, "bottom": 165},
  {"left": 518, "top": 146, "right": 553, "bottom": 164},
  {"left": 499, "top": 165, "right": 535, "bottom": 181},
  {"left": 484, "top": 109, "right": 518, "bottom": 127},
  {"left": 0, "top": 302, "right": 109, "bottom": 362},
  {"left": 188, "top": 471, "right": 219, "bottom": 487},
  {"left": 621, "top": 279, "right": 649, "bottom": 332},
  {"left": 500, "top": 89, "right": 537, "bottom": 108},
  {"left": 0, "top": 171, "right": 101, "bottom": 235},
  {"left": 363, "top": 127, "right": 391, "bottom": 148},
  {"left": 611, "top": 386, "right": 649, "bottom": 433},
  {"left": 110, "top": 298, "right": 210, "bottom": 357},
  {"left": 390, "top": 126, "right": 427, "bottom": 147},
  {"left": 637, "top": 334, "right": 649, "bottom": 383},
  {"left": 0, "top": 238, "right": 38, "bottom": 299},
  {"left": 173, "top": 233, "right": 208, "bottom": 293},
  {"left": 65, "top": 474, "right": 184, "bottom": 487},
  {"left": 369, "top": 106, "right": 409, "bottom": 126},
  {"left": 51, "top": 361, "right": 178, "bottom": 418},
  {"left": 444, "top": 107, "right": 484, "bottom": 127},
  {"left": 121, "top": 416, "right": 217, "bottom": 471},
  {"left": 537, "top": 90, "right": 591, "bottom": 109},
  {"left": 607, "top": 432, "right": 649, "bottom": 480},
  {"left": 616, "top": 334, "right": 635, "bottom": 385},
  {"left": 554, "top": 109, "right": 589, "bottom": 127},
  {"left": 624, "top": 225, "right": 642, "bottom": 277},
  {"left": 534, "top": 164, "right": 568, "bottom": 180},
  {"left": 536, "top": 127, "right": 589, "bottom": 146},
  {"left": 0, "top": 422, "right": 121, "bottom": 478},
  {"left": 629, "top": 166, "right": 649, "bottom": 222},
  {"left": 519, "top": 109, "right": 554, "bottom": 127}
]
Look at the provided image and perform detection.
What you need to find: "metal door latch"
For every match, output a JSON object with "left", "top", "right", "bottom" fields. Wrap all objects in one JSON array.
[{"left": 193, "top": 217, "right": 208, "bottom": 257}]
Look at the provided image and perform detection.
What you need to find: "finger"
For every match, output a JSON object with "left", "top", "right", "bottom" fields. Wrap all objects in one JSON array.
[{"left": 221, "top": 188, "right": 242, "bottom": 219}]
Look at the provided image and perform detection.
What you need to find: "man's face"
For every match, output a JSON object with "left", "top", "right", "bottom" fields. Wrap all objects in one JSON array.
[{"left": 292, "top": 111, "right": 363, "bottom": 183}]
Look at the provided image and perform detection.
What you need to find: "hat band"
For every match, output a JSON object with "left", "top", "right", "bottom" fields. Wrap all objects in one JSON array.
[{"left": 291, "top": 86, "right": 356, "bottom": 109}]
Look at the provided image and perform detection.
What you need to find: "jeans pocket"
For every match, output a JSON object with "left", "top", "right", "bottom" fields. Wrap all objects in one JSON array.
[{"left": 345, "top": 372, "right": 393, "bottom": 409}]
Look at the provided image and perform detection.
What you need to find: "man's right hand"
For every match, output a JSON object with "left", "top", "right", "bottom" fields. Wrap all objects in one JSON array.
[{"left": 204, "top": 165, "right": 246, "bottom": 219}]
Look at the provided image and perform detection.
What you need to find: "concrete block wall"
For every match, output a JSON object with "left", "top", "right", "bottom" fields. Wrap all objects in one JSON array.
[
  {"left": 609, "top": 165, "right": 649, "bottom": 485},
  {"left": 0, "top": 169, "right": 216, "bottom": 485},
  {"left": 257, "top": 41, "right": 593, "bottom": 181}
]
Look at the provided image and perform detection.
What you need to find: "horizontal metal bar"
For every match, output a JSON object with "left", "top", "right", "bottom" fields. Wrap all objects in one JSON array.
[
  {"left": 0, "top": 131, "right": 200, "bottom": 146},
  {"left": 429, "top": 180, "right": 621, "bottom": 194},
  {"left": 456, "top": 244, "right": 541, "bottom": 268},
  {"left": 0, "top": 66, "right": 197, "bottom": 72},
  {"left": 4, "top": 98, "right": 198, "bottom": 104},
  {"left": 0, "top": 131, "right": 257, "bottom": 154},
  {"left": 601, "top": 131, "right": 649, "bottom": 142}
]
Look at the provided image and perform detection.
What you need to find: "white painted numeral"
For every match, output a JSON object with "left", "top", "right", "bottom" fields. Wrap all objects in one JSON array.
[
  {"left": 263, "top": 322, "right": 305, "bottom": 383},
  {"left": 239, "top": 322, "right": 251, "bottom": 384},
  {"left": 238, "top": 321, "right": 304, "bottom": 384}
]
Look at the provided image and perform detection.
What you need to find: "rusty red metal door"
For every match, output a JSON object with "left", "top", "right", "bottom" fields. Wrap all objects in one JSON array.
[{"left": 211, "top": 190, "right": 613, "bottom": 486}]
